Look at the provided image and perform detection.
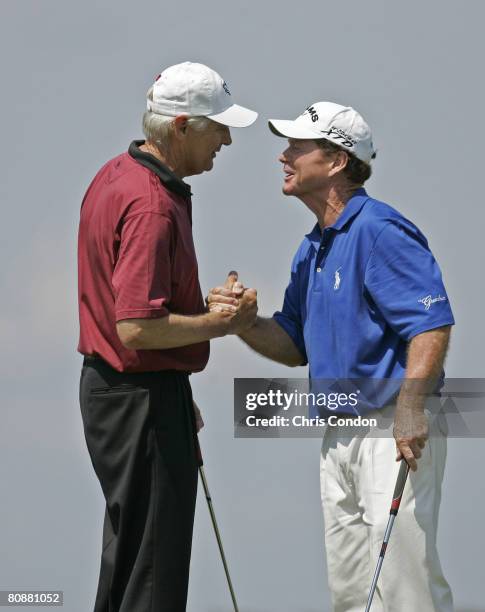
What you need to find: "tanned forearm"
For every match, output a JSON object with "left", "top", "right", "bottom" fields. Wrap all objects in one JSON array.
[
  {"left": 117, "top": 312, "right": 230, "bottom": 350},
  {"left": 398, "top": 325, "right": 452, "bottom": 405},
  {"left": 238, "top": 316, "right": 305, "bottom": 367},
  {"left": 394, "top": 325, "right": 452, "bottom": 470}
]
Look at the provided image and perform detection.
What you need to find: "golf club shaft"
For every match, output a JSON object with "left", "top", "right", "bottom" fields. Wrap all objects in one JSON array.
[
  {"left": 365, "top": 460, "right": 410, "bottom": 612},
  {"left": 199, "top": 465, "right": 240, "bottom": 612}
]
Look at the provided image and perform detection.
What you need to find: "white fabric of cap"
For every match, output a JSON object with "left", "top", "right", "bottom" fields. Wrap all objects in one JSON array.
[
  {"left": 268, "top": 101, "right": 375, "bottom": 163},
  {"left": 147, "top": 61, "right": 258, "bottom": 128}
]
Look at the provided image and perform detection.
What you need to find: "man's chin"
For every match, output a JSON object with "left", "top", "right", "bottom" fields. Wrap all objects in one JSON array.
[
  {"left": 193, "top": 160, "right": 214, "bottom": 175},
  {"left": 282, "top": 182, "right": 297, "bottom": 196}
]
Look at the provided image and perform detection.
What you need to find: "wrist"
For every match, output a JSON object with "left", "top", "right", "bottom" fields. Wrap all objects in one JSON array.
[
  {"left": 204, "top": 310, "right": 232, "bottom": 338},
  {"left": 396, "top": 393, "right": 426, "bottom": 412},
  {"left": 237, "top": 316, "right": 259, "bottom": 339}
]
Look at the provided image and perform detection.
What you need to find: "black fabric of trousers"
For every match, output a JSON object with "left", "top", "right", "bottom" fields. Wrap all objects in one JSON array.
[{"left": 79, "top": 357, "right": 199, "bottom": 612}]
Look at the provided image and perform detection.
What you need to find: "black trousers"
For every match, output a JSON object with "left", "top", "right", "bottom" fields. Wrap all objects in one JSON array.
[{"left": 79, "top": 357, "right": 199, "bottom": 612}]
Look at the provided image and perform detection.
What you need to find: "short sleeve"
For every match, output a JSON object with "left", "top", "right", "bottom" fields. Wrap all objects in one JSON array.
[
  {"left": 273, "top": 254, "right": 309, "bottom": 364},
  {"left": 364, "top": 222, "right": 455, "bottom": 340},
  {"left": 113, "top": 211, "right": 172, "bottom": 321}
]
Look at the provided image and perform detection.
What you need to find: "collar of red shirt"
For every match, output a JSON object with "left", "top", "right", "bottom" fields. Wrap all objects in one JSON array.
[{"left": 128, "top": 140, "right": 192, "bottom": 198}]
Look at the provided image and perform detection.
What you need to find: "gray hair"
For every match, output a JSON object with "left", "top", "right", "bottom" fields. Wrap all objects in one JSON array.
[{"left": 142, "top": 85, "right": 212, "bottom": 151}]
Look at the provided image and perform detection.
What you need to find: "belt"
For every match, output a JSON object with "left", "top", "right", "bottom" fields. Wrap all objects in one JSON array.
[
  {"left": 83, "top": 354, "right": 103, "bottom": 365},
  {"left": 82, "top": 354, "right": 190, "bottom": 377}
]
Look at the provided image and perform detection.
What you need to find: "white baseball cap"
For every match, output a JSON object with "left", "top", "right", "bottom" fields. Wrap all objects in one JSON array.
[
  {"left": 146, "top": 61, "right": 258, "bottom": 128},
  {"left": 269, "top": 101, "right": 375, "bottom": 163}
]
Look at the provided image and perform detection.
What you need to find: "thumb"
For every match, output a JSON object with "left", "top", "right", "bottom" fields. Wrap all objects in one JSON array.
[
  {"left": 243, "top": 288, "right": 257, "bottom": 299},
  {"left": 224, "top": 270, "right": 238, "bottom": 290}
]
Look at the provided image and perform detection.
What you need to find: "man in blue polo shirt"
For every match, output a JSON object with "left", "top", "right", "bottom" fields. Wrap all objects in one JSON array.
[{"left": 208, "top": 101, "right": 455, "bottom": 611}]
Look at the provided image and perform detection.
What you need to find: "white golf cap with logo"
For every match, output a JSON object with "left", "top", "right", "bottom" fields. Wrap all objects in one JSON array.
[
  {"left": 147, "top": 61, "right": 258, "bottom": 128},
  {"left": 268, "top": 101, "right": 375, "bottom": 163}
]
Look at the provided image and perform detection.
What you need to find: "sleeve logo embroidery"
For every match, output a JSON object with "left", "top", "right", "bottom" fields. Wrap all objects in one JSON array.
[{"left": 418, "top": 294, "right": 447, "bottom": 310}]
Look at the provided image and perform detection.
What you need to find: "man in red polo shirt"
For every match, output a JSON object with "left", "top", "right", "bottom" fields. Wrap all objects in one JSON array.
[{"left": 77, "top": 62, "right": 257, "bottom": 612}]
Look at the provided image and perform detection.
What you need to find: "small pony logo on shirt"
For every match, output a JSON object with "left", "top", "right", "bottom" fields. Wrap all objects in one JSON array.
[
  {"left": 334, "top": 268, "right": 342, "bottom": 290},
  {"left": 418, "top": 294, "right": 447, "bottom": 311}
]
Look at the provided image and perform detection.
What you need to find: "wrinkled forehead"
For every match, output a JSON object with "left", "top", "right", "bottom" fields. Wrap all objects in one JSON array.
[
  {"left": 286, "top": 137, "right": 323, "bottom": 150},
  {"left": 287, "top": 137, "right": 316, "bottom": 145}
]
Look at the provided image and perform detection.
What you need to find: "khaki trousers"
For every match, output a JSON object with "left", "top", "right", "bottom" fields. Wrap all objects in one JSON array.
[{"left": 320, "top": 405, "right": 454, "bottom": 612}]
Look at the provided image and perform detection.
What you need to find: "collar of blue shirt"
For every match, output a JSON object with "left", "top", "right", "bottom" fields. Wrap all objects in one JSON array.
[{"left": 305, "top": 187, "right": 370, "bottom": 246}]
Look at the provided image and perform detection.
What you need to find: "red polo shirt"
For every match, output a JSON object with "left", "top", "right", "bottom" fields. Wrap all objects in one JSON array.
[{"left": 77, "top": 141, "right": 210, "bottom": 373}]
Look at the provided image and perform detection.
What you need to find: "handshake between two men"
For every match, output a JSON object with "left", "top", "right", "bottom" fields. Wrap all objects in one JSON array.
[
  {"left": 206, "top": 271, "right": 257, "bottom": 334},
  {"left": 206, "top": 271, "right": 306, "bottom": 368},
  {"left": 193, "top": 271, "right": 303, "bottom": 434}
]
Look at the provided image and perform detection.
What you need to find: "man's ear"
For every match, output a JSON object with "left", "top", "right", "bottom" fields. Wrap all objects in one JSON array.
[
  {"left": 328, "top": 150, "right": 349, "bottom": 177},
  {"left": 173, "top": 115, "right": 189, "bottom": 139}
]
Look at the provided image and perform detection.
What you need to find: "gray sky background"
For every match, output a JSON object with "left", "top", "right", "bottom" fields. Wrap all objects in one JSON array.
[{"left": 0, "top": 1, "right": 484, "bottom": 610}]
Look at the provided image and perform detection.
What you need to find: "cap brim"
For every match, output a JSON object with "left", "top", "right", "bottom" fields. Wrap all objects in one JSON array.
[
  {"left": 208, "top": 104, "right": 258, "bottom": 128},
  {"left": 268, "top": 119, "right": 323, "bottom": 139}
]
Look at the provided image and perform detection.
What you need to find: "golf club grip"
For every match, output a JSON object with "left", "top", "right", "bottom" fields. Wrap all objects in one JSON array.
[{"left": 390, "top": 460, "right": 410, "bottom": 515}]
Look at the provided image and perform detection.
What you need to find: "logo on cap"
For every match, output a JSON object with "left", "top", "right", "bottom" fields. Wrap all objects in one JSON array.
[
  {"left": 306, "top": 105, "right": 319, "bottom": 122},
  {"left": 322, "top": 126, "right": 356, "bottom": 148},
  {"left": 222, "top": 81, "right": 231, "bottom": 96}
]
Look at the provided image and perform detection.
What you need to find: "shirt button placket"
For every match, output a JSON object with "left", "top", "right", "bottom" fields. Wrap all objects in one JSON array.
[{"left": 316, "top": 241, "right": 325, "bottom": 272}]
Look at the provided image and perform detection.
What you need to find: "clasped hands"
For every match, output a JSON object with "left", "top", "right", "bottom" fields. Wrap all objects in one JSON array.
[{"left": 206, "top": 271, "right": 258, "bottom": 335}]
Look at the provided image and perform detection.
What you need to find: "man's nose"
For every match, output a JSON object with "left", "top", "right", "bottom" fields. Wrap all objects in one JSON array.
[{"left": 222, "top": 127, "right": 232, "bottom": 146}]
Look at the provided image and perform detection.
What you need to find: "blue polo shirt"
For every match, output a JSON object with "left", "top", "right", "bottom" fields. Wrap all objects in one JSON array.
[{"left": 273, "top": 188, "right": 454, "bottom": 413}]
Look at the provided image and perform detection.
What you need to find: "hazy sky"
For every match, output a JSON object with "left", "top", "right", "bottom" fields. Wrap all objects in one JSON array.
[{"left": 1, "top": 1, "right": 484, "bottom": 610}]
